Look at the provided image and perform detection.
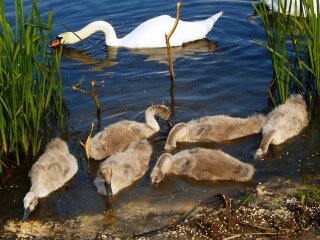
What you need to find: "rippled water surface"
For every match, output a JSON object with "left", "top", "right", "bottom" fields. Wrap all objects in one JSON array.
[{"left": 1, "top": 0, "right": 320, "bottom": 237}]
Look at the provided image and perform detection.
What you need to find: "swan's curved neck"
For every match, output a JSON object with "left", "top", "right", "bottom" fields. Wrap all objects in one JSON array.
[
  {"left": 73, "top": 21, "right": 119, "bottom": 46},
  {"left": 160, "top": 157, "right": 173, "bottom": 174},
  {"left": 145, "top": 109, "right": 160, "bottom": 132}
]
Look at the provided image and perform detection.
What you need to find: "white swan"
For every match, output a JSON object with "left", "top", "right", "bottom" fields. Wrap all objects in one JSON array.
[
  {"left": 150, "top": 148, "right": 254, "bottom": 185},
  {"left": 22, "top": 138, "right": 78, "bottom": 220},
  {"left": 265, "top": 0, "right": 318, "bottom": 17},
  {"left": 50, "top": 12, "right": 223, "bottom": 48},
  {"left": 255, "top": 94, "right": 308, "bottom": 159}
]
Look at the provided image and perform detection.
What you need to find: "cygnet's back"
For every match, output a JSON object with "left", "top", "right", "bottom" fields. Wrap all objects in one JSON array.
[
  {"left": 165, "top": 113, "right": 266, "bottom": 150},
  {"left": 94, "top": 139, "right": 153, "bottom": 196},
  {"left": 28, "top": 138, "right": 78, "bottom": 197},
  {"left": 88, "top": 105, "right": 169, "bottom": 160},
  {"left": 255, "top": 94, "right": 308, "bottom": 158},
  {"left": 151, "top": 148, "right": 254, "bottom": 185},
  {"left": 22, "top": 138, "right": 78, "bottom": 220}
]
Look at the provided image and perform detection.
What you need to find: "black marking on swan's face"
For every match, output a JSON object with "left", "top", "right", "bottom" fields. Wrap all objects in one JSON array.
[{"left": 50, "top": 36, "right": 63, "bottom": 48}]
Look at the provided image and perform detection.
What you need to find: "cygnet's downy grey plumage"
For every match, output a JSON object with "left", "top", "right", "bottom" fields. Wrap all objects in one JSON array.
[
  {"left": 164, "top": 113, "right": 266, "bottom": 151},
  {"left": 94, "top": 139, "right": 153, "bottom": 196},
  {"left": 22, "top": 138, "right": 78, "bottom": 221},
  {"left": 255, "top": 94, "right": 308, "bottom": 159},
  {"left": 88, "top": 105, "right": 170, "bottom": 160},
  {"left": 150, "top": 148, "right": 254, "bottom": 185}
]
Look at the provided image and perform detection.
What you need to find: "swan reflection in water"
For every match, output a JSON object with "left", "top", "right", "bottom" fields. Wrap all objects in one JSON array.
[
  {"left": 60, "top": 39, "right": 218, "bottom": 71},
  {"left": 60, "top": 39, "right": 218, "bottom": 115}
]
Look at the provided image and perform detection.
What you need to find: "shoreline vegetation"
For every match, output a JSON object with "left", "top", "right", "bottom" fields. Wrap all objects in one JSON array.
[
  {"left": 254, "top": 0, "right": 319, "bottom": 105},
  {"left": 0, "top": 0, "right": 64, "bottom": 174}
]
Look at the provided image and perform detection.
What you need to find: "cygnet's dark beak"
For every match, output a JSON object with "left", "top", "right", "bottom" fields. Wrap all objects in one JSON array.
[
  {"left": 21, "top": 208, "right": 31, "bottom": 221},
  {"left": 106, "top": 183, "right": 113, "bottom": 197},
  {"left": 49, "top": 36, "right": 62, "bottom": 48}
]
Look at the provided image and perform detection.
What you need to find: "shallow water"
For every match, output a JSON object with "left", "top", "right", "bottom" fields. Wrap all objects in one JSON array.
[{"left": 1, "top": 0, "right": 320, "bottom": 238}]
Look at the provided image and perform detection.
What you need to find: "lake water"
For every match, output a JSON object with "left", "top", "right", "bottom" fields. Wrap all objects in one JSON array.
[{"left": 1, "top": 0, "right": 320, "bottom": 238}]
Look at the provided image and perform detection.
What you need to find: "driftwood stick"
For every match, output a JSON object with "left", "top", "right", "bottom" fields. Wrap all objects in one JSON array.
[
  {"left": 133, "top": 194, "right": 224, "bottom": 239},
  {"left": 80, "top": 122, "right": 94, "bottom": 175},
  {"left": 237, "top": 221, "right": 274, "bottom": 231},
  {"left": 72, "top": 80, "right": 101, "bottom": 118},
  {"left": 72, "top": 85, "right": 91, "bottom": 96},
  {"left": 223, "top": 232, "right": 278, "bottom": 240},
  {"left": 167, "top": 1, "right": 182, "bottom": 40},
  {"left": 170, "top": 78, "right": 176, "bottom": 117},
  {"left": 90, "top": 80, "right": 101, "bottom": 118},
  {"left": 165, "top": 1, "right": 182, "bottom": 82}
]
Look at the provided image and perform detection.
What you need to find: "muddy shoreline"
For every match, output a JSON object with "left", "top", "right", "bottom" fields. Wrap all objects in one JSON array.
[{"left": 1, "top": 177, "right": 319, "bottom": 240}]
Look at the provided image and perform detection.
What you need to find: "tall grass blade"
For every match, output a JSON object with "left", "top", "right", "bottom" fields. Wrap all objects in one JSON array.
[
  {"left": 254, "top": 0, "right": 319, "bottom": 104},
  {"left": 0, "top": 0, "right": 65, "bottom": 174}
]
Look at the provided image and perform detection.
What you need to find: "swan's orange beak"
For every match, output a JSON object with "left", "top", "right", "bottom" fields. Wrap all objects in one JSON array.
[{"left": 49, "top": 37, "right": 62, "bottom": 48}]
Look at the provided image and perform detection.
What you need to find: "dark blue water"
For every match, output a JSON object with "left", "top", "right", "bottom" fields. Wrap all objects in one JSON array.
[{"left": 1, "top": 0, "right": 319, "bottom": 237}]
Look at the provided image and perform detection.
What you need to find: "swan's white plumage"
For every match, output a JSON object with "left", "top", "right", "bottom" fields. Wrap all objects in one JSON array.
[{"left": 57, "top": 12, "right": 223, "bottom": 48}]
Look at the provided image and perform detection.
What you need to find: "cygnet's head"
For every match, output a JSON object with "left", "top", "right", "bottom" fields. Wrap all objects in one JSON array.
[
  {"left": 100, "top": 164, "right": 112, "bottom": 185},
  {"left": 94, "top": 174, "right": 112, "bottom": 197},
  {"left": 22, "top": 192, "right": 38, "bottom": 221},
  {"left": 254, "top": 148, "right": 264, "bottom": 159},
  {"left": 147, "top": 105, "right": 171, "bottom": 121},
  {"left": 150, "top": 153, "right": 172, "bottom": 185},
  {"left": 96, "top": 164, "right": 114, "bottom": 196},
  {"left": 158, "top": 105, "right": 171, "bottom": 121},
  {"left": 100, "top": 160, "right": 140, "bottom": 196},
  {"left": 150, "top": 168, "right": 164, "bottom": 185}
]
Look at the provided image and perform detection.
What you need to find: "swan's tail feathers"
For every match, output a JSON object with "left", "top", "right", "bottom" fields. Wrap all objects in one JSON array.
[
  {"left": 164, "top": 122, "right": 187, "bottom": 151},
  {"left": 211, "top": 11, "right": 224, "bottom": 21},
  {"left": 254, "top": 130, "right": 276, "bottom": 159},
  {"left": 94, "top": 176, "right": 107, "bottom": 196},
  {"left": 208, "top": 11, "right": 224, "bottom": 27}
]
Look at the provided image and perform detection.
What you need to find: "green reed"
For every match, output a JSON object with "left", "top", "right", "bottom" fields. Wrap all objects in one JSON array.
[
  {"left": 293, "top": 188, "right": 320, "bottom": 206},
  {"left": 254, "top": 0, "right": 319, "bottom": 103},
  {"left": 0, "top": 0, "right": 64, "bottom": 173}
]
